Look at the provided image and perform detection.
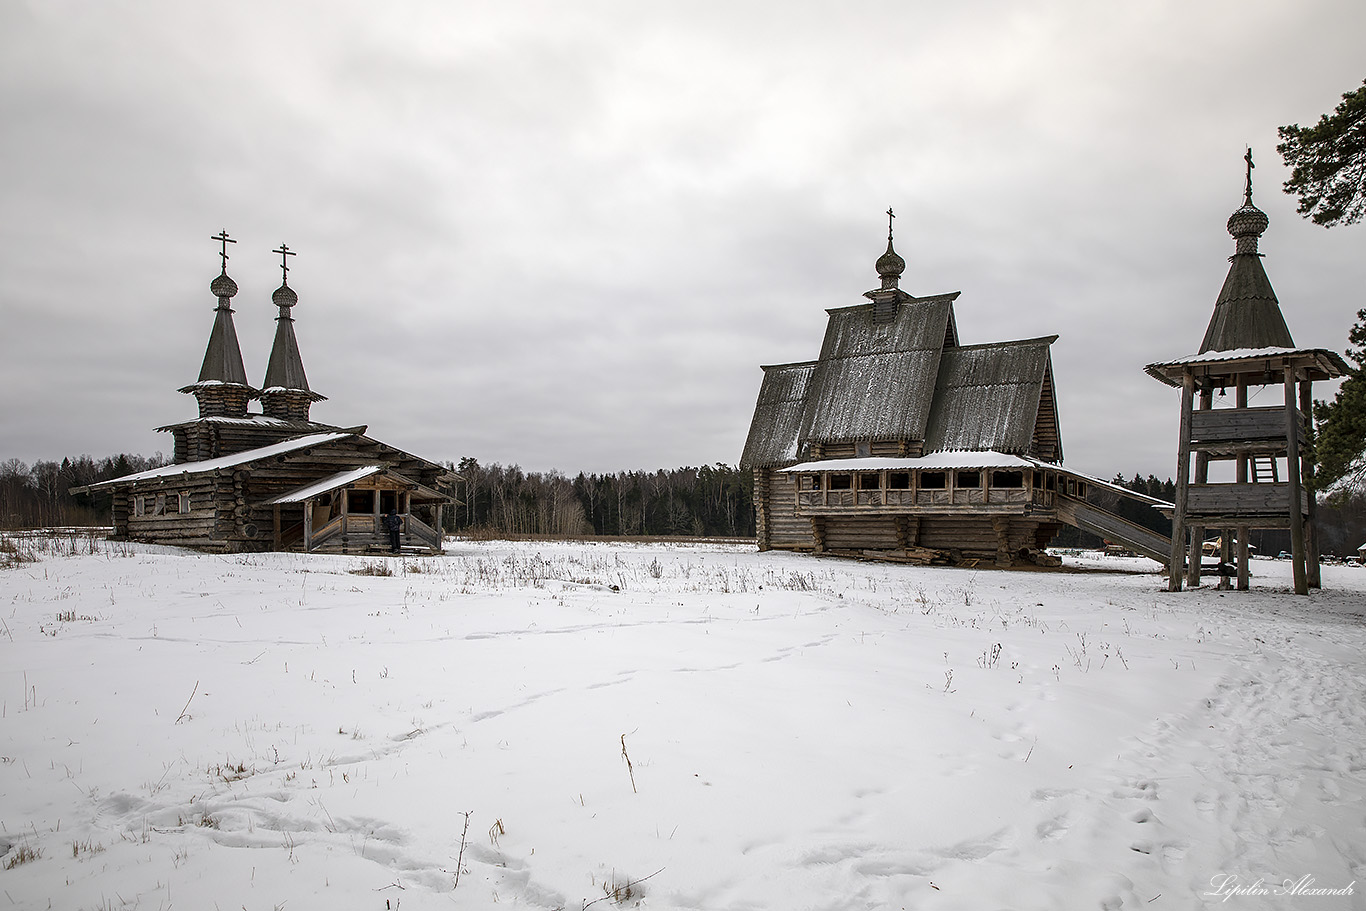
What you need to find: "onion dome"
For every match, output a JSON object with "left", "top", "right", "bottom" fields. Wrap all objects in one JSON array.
[
  {"left": 1227, "top": 148, "right": 1269, "bottom": 255},
  {"left": 210, "top": 272, "right": 239, "bottom": 299},
  {"left": 1197, "top": 150, "right": 1294, "bottom": 353},
  {"left": 272, "top": 283, "right": 298, "bottom": 309},
  {"left": 1227, "top": 201, "right": 1269, "bottom": 253},
  {"left": 875, "top": 237, "right": 906, "bottom": 289}
]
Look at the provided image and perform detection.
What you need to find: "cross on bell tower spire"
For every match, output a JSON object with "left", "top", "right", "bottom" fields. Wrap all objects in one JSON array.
[
  {"left": 212, "top": 230, "right": 236, "bottom": 274},
  {"left": 1243, "top": 147, "right": 1255, "bottom": 205}
]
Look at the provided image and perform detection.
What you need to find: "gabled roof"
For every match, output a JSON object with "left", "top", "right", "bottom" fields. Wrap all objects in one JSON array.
[
  {"left": 738, "top": 361, "right": 816, "bottom": 468},
  {"left": 71, "top": 432, "right": 358, "bottom": 491},
  {"left": 800, "top": 295, "right": 957, "bottom": 445},
  {"left": 924, "top": 336, "right": 1056, "bottom": 454},
  {"left": 71, "top": 429, "right": 457, "bottom": 496},
  {"left": 264, "top": 465, "right": 382, "bottom": 503}
]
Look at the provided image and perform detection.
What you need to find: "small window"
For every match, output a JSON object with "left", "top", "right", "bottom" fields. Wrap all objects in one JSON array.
[
  {"left": 829, "top": 474, "right": 852, "bottom": 490},
  {"left": 919, "top": 471, "right": 946, "bottom": 490},
  {"left": 991, "top": 471, "right": 1024, "bottom": 489},
  {"left": 133, "top": 495, "right": 145, "bottom": 517},
  {"left": 857, "top": 473, "right": 880, "bottom": 490},
  {"left": 854, "top": 441, "right": 872, "bottom": 458},
  {"left": 153, "top": 494, "right": 166, "bottom": 516},
  {"left": 179, "top": 492, "right": 191, "bottom": 514},
  {"left": 799, "top": 474, "right": 819, "bottom": 491},
  {"left": 1076, "top": 482, "right": 1087, "bottom": 497},
  {"left": 348, "top": 490, "right": 375, "bottom": 513},
  {"left": 956, "top": 471, "right": 981, "bottom": 489},
  {"left": 887, "top": 472, "right": 911, "bottom": 490}
]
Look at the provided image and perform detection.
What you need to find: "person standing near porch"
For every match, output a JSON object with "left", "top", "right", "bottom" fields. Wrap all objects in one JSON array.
[{"left": 383, "top": 509, "right": 402, "bottom": 554}]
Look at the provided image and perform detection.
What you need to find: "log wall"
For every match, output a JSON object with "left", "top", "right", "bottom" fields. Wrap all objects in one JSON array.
[{"left": 764, "top": 469, "right": 814, "bottom": 549}]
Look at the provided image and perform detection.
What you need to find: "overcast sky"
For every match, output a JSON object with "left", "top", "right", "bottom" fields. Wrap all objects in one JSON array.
[{"left": 2, "top": 0, "right": 1363, "bottom": 481}]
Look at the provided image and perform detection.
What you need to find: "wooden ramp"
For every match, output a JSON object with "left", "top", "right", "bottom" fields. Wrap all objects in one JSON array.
[{"left": 1054, "top": 493, "right": 1171, "bottom": 565}]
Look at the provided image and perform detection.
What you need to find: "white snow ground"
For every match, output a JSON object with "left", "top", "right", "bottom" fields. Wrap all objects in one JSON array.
[{"left": 1, "top": 536, "right": 1363, "bottom": 911}]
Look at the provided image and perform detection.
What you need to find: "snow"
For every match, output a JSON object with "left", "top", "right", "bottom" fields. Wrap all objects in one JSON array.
[
  {"left": 2, "top": 536, "right": 1364, "bottom": 909},
  {"left": 1148, "top": 346, "right": 1309, "bottom": 366}
]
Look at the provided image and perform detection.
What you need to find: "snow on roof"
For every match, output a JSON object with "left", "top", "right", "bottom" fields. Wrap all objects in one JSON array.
[
  {"left": 781, "top": 451, "right": 1036, "bottom": 472},
  {"left": 77, "top": 432, "right": 356, "bottom": 490},
  {"left": 1149, "top": 346, "right": 1307, "bottom": 366},
  {"left": 1145, "top": 346, "right": 1350, "bottom": 387},
  {"left": 263, "top": 466, "right": 383, "bottom": 504}
]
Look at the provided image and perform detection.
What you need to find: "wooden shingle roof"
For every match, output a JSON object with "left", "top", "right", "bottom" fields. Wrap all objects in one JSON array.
[
  {"left": 800, "top": 296, "right": 957, "bottom": 446},
  {"left": 924, "top": 337, "right": 1057, "bottom": 454},
  {"left": 738, "top": 362, "right": 817, "bottom": 468},
  {"left": 739, "top": 275, "right": 1059, "bottom": 468}
]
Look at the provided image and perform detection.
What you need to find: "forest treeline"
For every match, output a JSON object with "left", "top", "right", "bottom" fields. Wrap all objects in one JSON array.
[
  {"left": 0, "top": 454, "right": 167, "bottom": 528},
  {"left": 0, "top": 453, "right": 756, "bottom": 539},
  {"left": 448, "top": 458, "right": 756, "bottom": 538},
  {"left": 4, "top": 453, "right": 1363, "bottom": 555}
]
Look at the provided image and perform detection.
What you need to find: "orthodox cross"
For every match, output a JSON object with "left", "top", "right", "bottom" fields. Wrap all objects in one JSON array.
[
  {"left": 211, "top": 230, "right": 236, "bottom": 272},
  {"left": 886, "top": 207, "right": 895, "bottom": 240},
  {"left": 272, "top": 243, "right": 296, "bottom": 284},
  {"left": 1244, "top": 147, "right": 1255, "bottom": 204}
]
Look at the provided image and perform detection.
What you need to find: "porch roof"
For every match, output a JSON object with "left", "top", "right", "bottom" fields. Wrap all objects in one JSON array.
[
  {"left": 263, "top": 466, "right": 452, "bottom": 505},
  {"left": 264, "top": 466, "right": 383, "bottom": 504}
]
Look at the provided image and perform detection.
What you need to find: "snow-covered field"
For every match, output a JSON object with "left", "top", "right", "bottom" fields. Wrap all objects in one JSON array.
[{"left": 1, "top": 536, "right": 1363, "bottom": 910}]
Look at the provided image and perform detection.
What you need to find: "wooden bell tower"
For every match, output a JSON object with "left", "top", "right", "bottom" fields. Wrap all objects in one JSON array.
[{"left": 1146, "top": 152, "right": 1348, "bottom": 594}]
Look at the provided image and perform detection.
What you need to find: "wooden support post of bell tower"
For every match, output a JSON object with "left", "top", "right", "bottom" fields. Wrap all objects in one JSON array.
[
  {"left": 1284, "top": 367, "right": 1308, "bottom": 596},
  {"left": 1167, "top": 371, "right": 1194, "bottom": 591}
]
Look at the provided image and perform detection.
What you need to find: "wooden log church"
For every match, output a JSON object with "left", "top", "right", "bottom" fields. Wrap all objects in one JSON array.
[
  {"left": 72, "top": 234, "right": 456, "bottom": 554},
  {"left": 739, "top": 213, "right": 1169, "bottom": 566}
]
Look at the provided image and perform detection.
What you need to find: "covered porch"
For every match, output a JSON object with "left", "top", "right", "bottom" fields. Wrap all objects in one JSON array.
[{"left": 264, "top": 466, "right": 451, "bottom": 555}]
